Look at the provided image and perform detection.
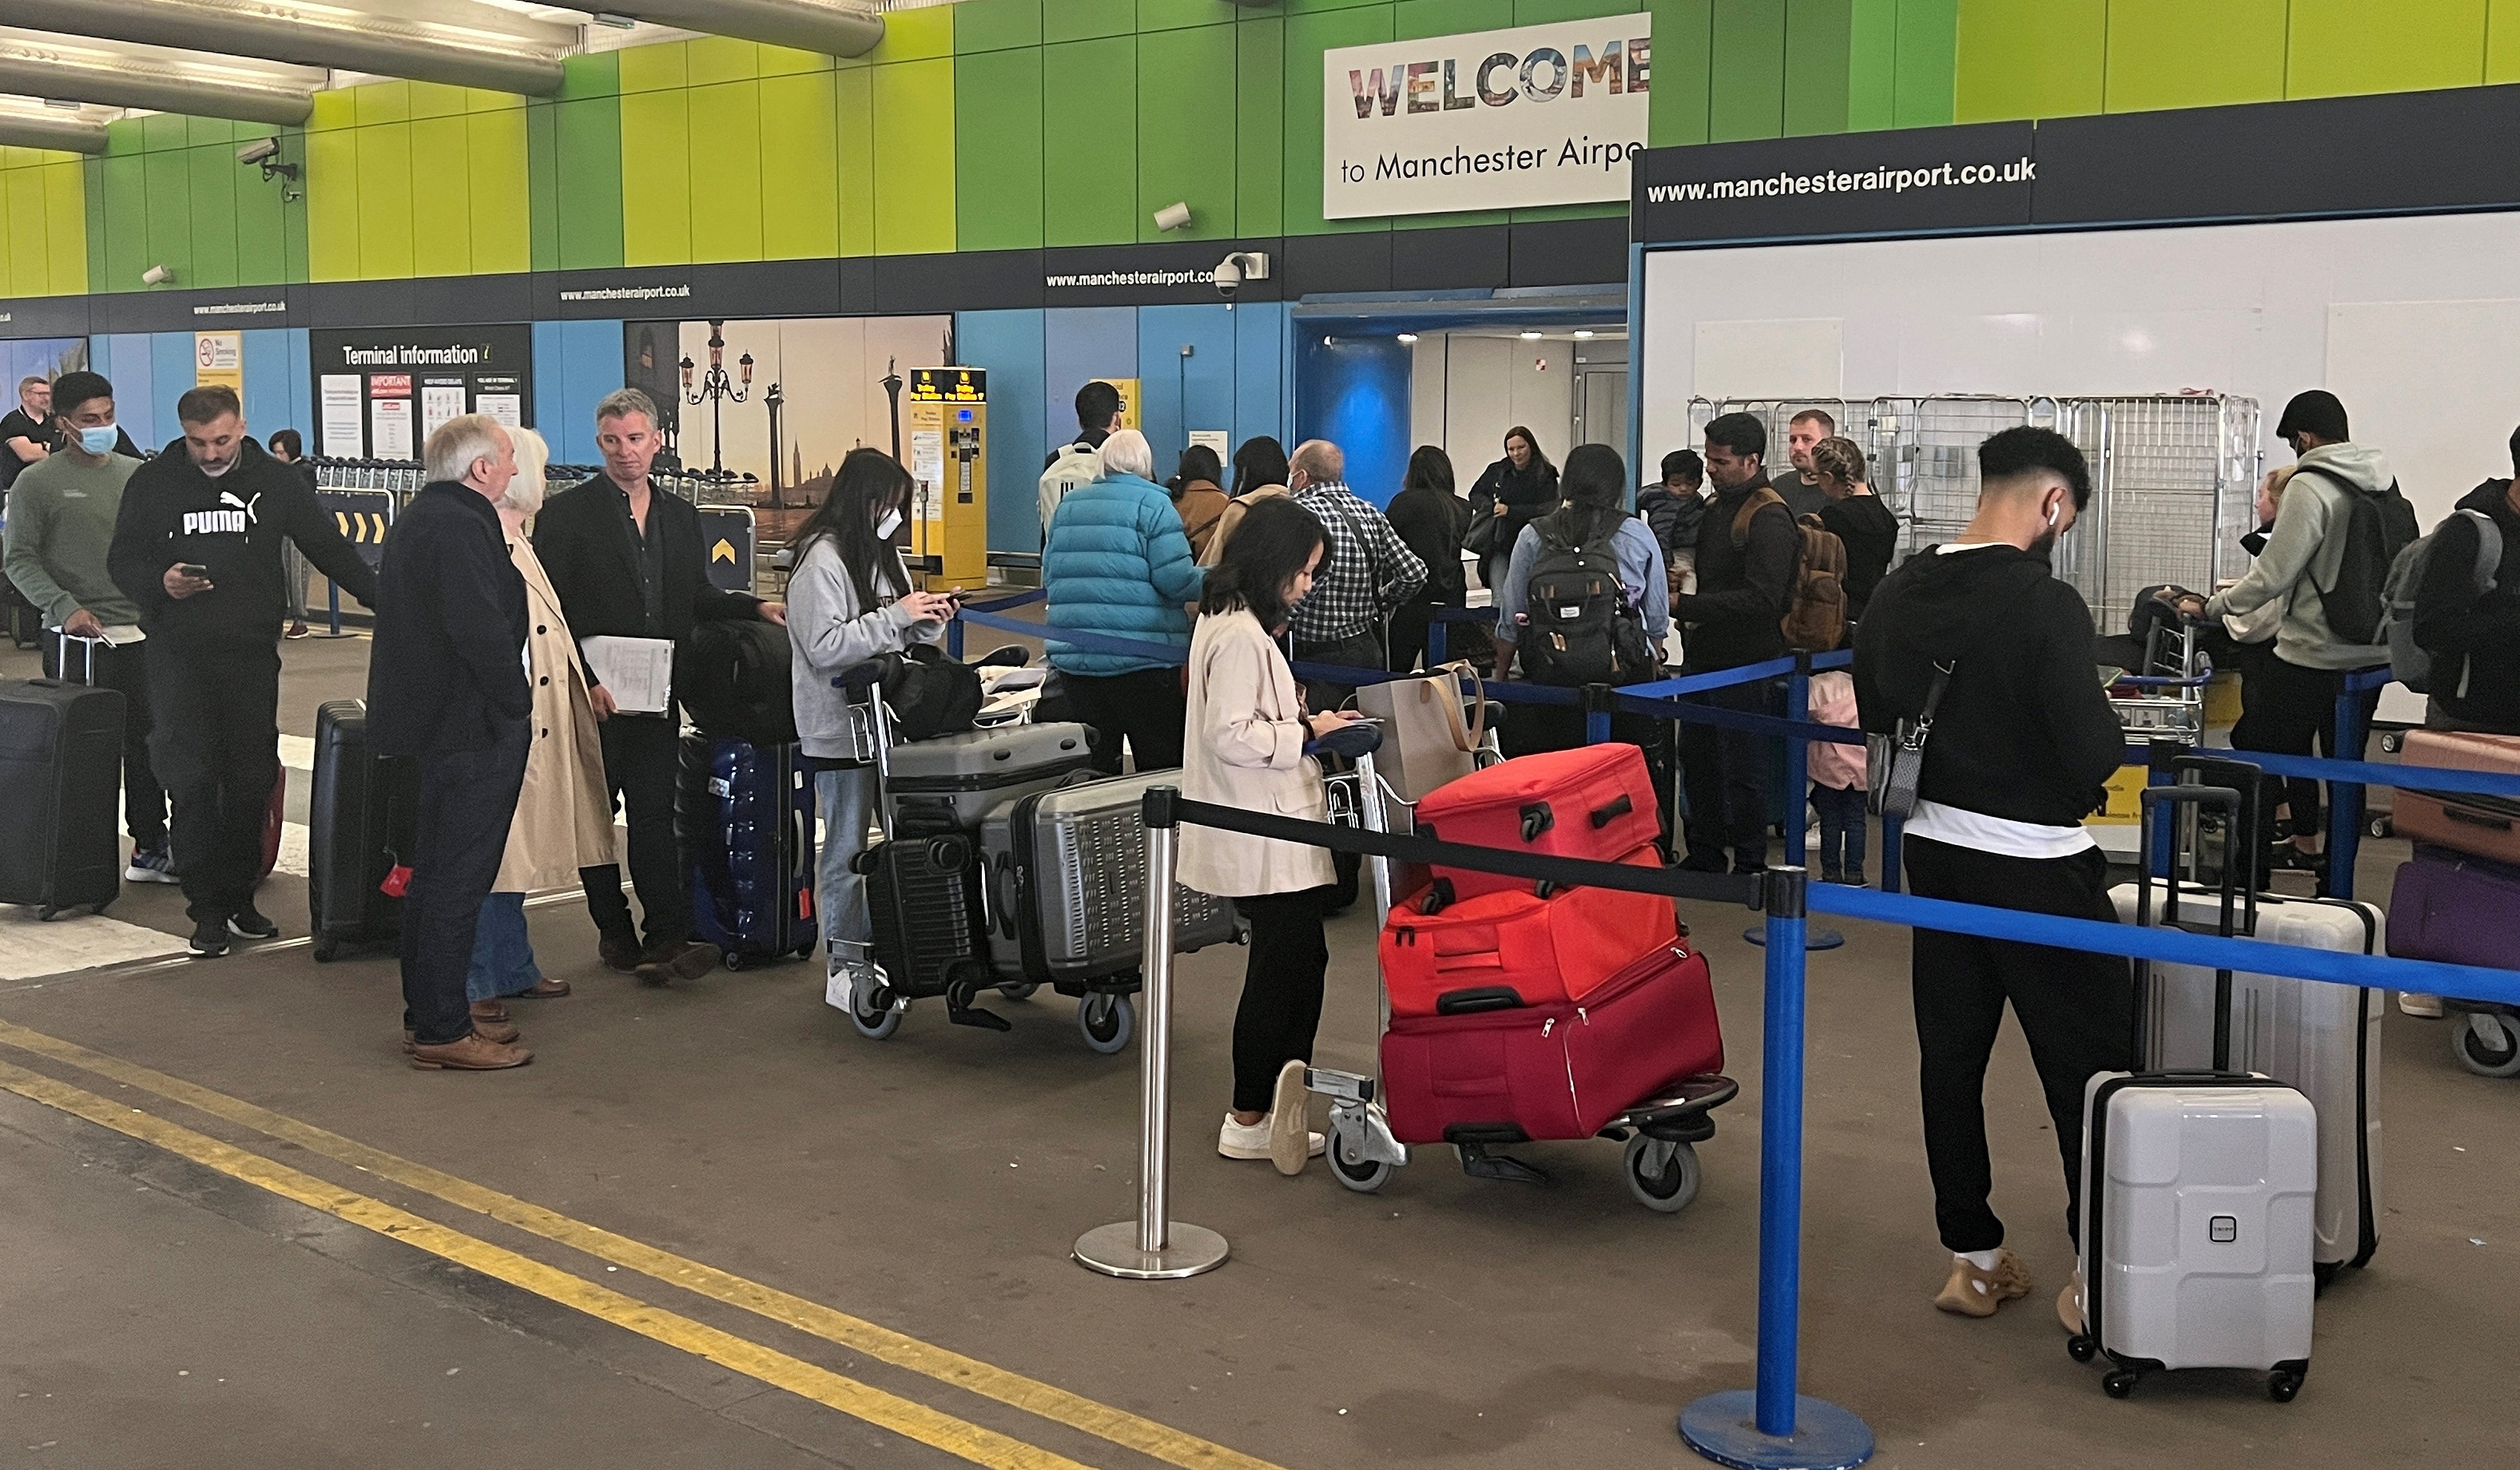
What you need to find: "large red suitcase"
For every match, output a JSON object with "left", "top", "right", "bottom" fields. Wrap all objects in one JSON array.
[
  {"left": 1381, "top": 845, "right": 1676, "bottom": 1018},
  {"left": 1381, "top": 940, "right": 1722, "bottom": 1146},
  {"left": 1410, "top": 742, "right": 1661, "bottom": 900},
  {"left": 2393, "top": 731, "right": 2520, "bottom": 866}
]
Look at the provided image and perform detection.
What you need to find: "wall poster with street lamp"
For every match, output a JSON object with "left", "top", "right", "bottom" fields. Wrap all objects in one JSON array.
[{"left": 621, "top": 314, "right": 952, "bottom": 545}]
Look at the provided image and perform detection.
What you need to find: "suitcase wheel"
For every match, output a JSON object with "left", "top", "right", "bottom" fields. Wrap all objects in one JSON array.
[
  {"left": 313, "top": 937, "right": 341, "bottom": 963},
  {"left": 2102, "top": 1370, "right": 2138, "bottom": 1399},
  {"left": 1622, "top": 1134, "right": 1702, "bottom": 1214},
  {"left": 2268, "top": 1369, "right": 2304, "bottom": 1404},
  {"left": 2065, "top": 1335, "right": 2098, "bottom": 1364},
  {"left": 2455, "top": 1011, "right": 2520, "bottom": 1078},
  {"left": 1077, "top": 991, "right": 1134, "bottom": 1054},
  {"left": 848, "top": 979, "right": 902, "bottom": 1041},
  {"left": 997, "top": 982, "right": 1039, "bottom": 1002}
]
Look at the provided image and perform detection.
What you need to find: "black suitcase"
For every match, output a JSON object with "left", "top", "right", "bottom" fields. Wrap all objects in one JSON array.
[
  {"left": 306, "top": 699, "right": 418, "bottom": 961},
  {"left": 678, "top": 733, "right": 817, "bottom": 969},
  {"left": 849, "top": 831, "right": 998, "bottom": 1032},
  {"left": 0, "top": 678, "right": 124, "bottom": 916}
]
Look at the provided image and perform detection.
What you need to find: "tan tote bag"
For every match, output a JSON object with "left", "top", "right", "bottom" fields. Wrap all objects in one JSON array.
[{"left": 1355, "top": 662, "right": 1487, "bottom": 804}]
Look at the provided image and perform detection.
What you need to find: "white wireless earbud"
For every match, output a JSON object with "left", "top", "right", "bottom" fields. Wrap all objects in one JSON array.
[{"left": 2047, "top": 502, "right": 2061, "bottom": 528}]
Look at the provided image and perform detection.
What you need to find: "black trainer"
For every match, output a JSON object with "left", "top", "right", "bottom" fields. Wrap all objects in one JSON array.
[
  {"left": 189, "top": 916, "right": 231, "bottom": 958},
  {"left": 228, "top": 902, "right": 280, "bottom": 940}
]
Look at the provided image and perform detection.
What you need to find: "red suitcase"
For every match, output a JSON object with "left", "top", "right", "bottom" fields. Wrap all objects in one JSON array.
[
  {"left": 1381, "top": 940, "right": 1723, "bottom": 1146},
  {"left": 1381, "top": 845, "right": 1676, "bottom": 1018},
  {"left": 1411, "top": 742, "right": 1662, "bottom": 900},
  {"left": 2394, "top": 731, "right": 2520, "bottom": 866}
]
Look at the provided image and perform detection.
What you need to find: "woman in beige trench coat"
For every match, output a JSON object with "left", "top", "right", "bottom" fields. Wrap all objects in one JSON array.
[{"left": 464, "top": 426, "right": 617, "bottom": 1033}]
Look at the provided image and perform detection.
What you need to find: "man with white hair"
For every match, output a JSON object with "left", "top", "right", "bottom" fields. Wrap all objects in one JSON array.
[
  {"left": 368, "top": 413, "right": 534, "bottom": 1070},
  {"left": 1041, "top": 427, "right": 1206, "bottom": 775}
]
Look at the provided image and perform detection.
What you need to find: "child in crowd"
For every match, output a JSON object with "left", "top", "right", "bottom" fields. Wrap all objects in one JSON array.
[{"left": 1808, "top": 669, "right": 1868, "bottom": 884}]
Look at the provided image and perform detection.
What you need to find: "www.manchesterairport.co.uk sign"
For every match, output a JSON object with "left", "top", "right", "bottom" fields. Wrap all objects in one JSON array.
[{"left": 1322, "top": 17, "right": 1652, "bottom": 221}]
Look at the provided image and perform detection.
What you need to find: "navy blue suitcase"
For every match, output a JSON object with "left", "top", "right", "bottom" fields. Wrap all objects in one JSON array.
[{"left": 678, "top": 734, "right": 818, "bottom": 969}]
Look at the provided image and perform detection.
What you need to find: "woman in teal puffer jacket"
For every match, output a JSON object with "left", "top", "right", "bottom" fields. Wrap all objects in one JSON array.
[{"left": 1042, "top": 429, "right": 1208, "bottom": 775}]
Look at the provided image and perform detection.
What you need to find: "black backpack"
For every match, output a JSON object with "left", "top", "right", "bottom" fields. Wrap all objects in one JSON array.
[
  {"left": 1515, "top": 512, "right": 1657, "bottom": 688},
  {"left": 878, "top": 644, "right": 982, "bottom": 742},
  {"left": 2299, "top": 467, "right": 2421, "bottom": 646},
  {"left": 676, "top": 618, "right": 798, "bottom": 746}
]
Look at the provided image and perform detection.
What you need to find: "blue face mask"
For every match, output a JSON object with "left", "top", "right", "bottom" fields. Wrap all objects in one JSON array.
[{"left": 78, "top": 424, "right": 119, "bottom": 456}]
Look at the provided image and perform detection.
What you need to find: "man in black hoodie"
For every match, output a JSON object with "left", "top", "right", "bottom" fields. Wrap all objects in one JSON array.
[
  {"left": 108, "top": 385, "right": 379, "bottom": 958},
  {"left": 2412, "top": 424, "right": 2520, "bottom": 734},
  {"left": 1672, "top": 412, "right": 1797, "bottom": 873},
  {"left": 1854, "top": 426, "right": 2131, "bottom": 1329}
]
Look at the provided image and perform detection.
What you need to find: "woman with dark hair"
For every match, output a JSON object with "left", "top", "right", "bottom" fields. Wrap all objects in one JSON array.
[
  {"left": 1383, "top": 444, "right": 1471, "bottom": 672},
  {"left": 1165, "top": 443, "right": 1231, "bottom": 561},
  {"left": 1469, "top": 425, "right": 1559, "bottom": 592},
  {"left": 1201, "top": 436, "right": 1293, "bottom": 567},
  {"left": 1178, "top": 496, "right": 1358, "bottom": 1174},
  {"left": 788, "top": 447, "right": 957, "bottom": 1007}
]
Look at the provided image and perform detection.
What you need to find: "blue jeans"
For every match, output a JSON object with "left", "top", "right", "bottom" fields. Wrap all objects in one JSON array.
[
  {"left": 466, "top": 892, "right": 541, "bottom": 1003},
  {"left": 1812, "top": 782, "right": 1867, "bottom": 881},
  {"left": 816, "top": 766, "right": 878, "bottom": 969}
]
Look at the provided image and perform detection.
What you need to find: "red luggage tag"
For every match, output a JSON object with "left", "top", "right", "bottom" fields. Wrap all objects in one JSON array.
[{"left": 379, "top": 864, "right": 412, "bottom": 898}]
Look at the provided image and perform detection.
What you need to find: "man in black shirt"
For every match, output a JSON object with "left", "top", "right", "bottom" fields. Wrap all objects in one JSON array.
[
  {"left": 534, "top": 388, "right": 784, "bottom": 984},
  {"left": 2414, "top": 423, "right": 2520, "bottom": 733},
  {"left": 1811, "top": 434, "right": 1901, "bottom": 627},
  {"left": 1672, "top": 412, "right": 1796, "bottom": 873},
  {"left": 1853, "top": 426, "right": 2131, "bottom": 1328},
  {"left": 0, "top": 374, "right": 54, "bottom": 493}
]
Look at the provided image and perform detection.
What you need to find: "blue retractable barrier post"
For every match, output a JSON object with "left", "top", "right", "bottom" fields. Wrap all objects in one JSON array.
[
  {"left": 1746, "top": 657, "right": 1844, "bottom": 949},
  {"left": 1583, "top": 682, "right": 1614, "bottom": 746},
  {"left": 1878, "top": 814, "right": 1902, "bottom": 893},
  {"left": 2326, "top": 668, "right": 2388, "bottom": 899},
  {"left": 1681, "top": 866, "right": 1873, "bottom": 1470}
]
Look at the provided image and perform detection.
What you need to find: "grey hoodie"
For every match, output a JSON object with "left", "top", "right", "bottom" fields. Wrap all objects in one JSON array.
[
  {"left": 2206, "top": 441, "right": 2393, "bottom": 670},
  {"left": 786, "top": 535, "right": 946, "bottom": 761}
]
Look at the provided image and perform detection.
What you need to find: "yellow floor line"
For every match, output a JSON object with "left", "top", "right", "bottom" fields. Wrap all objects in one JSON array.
[
  {"left": 0, "top": 1060, "right": 1095, "bottom": 1470},
  {"left": 0, "top": 1021, "right": 1286, "bottom": 1470}
]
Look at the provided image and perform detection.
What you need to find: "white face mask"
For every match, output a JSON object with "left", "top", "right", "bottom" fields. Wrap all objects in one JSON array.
[{"left": 874, "top": 509, "right": 902, "bottom": 540}]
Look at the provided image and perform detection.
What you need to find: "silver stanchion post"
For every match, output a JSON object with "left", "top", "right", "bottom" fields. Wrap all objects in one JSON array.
[{"left": 1074, "top": 785, "right": 1229, "bottom": 1280}]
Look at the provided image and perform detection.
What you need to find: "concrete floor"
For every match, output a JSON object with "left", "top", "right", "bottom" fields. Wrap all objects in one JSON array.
[{"left": 2, "top": 635, "right": 2515, "bottom": 1469}]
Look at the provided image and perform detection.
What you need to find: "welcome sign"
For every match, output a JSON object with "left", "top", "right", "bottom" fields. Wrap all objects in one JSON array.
[{"left": 1322, "top": 17, "right": 1652, "bottom": 221}]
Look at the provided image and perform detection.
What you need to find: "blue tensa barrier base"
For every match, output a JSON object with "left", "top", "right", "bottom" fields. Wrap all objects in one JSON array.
[
  {"left": 1742, "top": 924, "right": 1847, "bottom": 952},
  {"left": 1682, "top": 1392, "right": 1875, "bottom": 1470}
]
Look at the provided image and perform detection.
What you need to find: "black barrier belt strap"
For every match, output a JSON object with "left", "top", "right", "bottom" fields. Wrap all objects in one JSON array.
[{"left": 1169, "top": 797, "right": 1763, "bottom": 908}]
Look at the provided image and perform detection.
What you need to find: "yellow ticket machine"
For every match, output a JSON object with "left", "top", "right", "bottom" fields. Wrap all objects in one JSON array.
[{"left": 906, "top": 368, "right": 988, "bottom": 589}]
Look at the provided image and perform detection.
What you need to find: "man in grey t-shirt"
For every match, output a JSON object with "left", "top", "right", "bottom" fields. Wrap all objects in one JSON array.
[{"left": 0, "top": 370, "right": 172, "bottom": 881}]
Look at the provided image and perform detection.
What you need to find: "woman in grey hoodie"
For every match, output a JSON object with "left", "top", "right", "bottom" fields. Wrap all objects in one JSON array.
[{"left": 787, "top": 448, "right": 954, "bottom": 1002}]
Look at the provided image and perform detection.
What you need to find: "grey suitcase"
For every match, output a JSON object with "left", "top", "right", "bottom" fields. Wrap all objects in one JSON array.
[
  {"left": 977, "top": 769, "right": 1239, "bottom": 985},
  {"left": 883, "top": 720, "right": 1095, "bottom": 833}
]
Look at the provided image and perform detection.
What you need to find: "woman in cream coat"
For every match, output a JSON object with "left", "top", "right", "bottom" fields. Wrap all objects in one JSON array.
[
  {"left": 464, "top": 426, "right": 617, "bottom": 1031},
  {"left": 1178, "top": 496, "right": 1362, "bottom": 1175}
]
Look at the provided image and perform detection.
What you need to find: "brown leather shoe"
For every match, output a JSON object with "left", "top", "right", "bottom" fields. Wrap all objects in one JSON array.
[
  {"left": 409, "top": 1032, "right": 532, "bottom": 1070},
  {"left": 599, "top": 932, "right": 644, "bottom": 974},
  {"left": 471, "top": 999, "right": 511, "bottom": 1024},
  {"left": 634, "top": 939, "right": 723, "bottom": 986},
  {"left": 516, "top": 977, "right": 571, "bottom": 999},
  {"left": 466, "top": 1002, "right": 521, "bottom": 1044}
]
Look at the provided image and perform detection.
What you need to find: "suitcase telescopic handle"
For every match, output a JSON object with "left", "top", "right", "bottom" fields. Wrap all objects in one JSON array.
[{"left": 2136, "top": 783, "right": 2243, "bottom": 1071}]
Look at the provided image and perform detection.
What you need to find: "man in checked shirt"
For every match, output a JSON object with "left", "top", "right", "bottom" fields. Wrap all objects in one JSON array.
[{"left": 1284, "top": 438, "right": 1425, "bottom": 912}]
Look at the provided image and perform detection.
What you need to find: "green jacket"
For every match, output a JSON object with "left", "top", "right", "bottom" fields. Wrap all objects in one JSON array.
[{"left": 2, "top": 449, "right": 142, "bottom": 628}]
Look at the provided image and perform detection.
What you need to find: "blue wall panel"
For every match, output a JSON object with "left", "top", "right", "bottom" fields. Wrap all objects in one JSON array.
[
  {"left": 1232, "top": 301, "right": 1289, "bottom": 466},
  {"left": 954, "top": 309, "right": 1048, "bottom": 552},
  {"left": 1136, "top": 304, "right": 1237, "bottom": 477},
  {"left": 532, "top": 319, "right": 627, "bottom": 467},
  {"left": 96, "top": 334, "right": 156, "bottom": 449},
  {"left": 148, "top": 331, "right": 197, "bottom": 449},
  {"left": 241, "top": 328, "right": 309, "bottom": 442},
  {"left": 1041, "top": 307, "right": 1139, "bottom": 456},
  {"left": 1294, "top": 334, "right": 1411, "bottom": 508}
]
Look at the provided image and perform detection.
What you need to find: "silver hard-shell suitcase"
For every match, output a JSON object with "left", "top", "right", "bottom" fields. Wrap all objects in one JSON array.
[
  {"left": 882, "top": 720, "right": 1095, "bottom": 832},
  {"left": 977, "top": 769, "right": 1238, "bottom": 984}
]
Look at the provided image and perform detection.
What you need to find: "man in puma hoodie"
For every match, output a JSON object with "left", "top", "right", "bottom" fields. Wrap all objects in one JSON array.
[
  {"left": 1854, "top": 426, "right": 2130, "bottom": 1331},
  {"left": 108, "top": 385, "right": 378, "bottom": 958}
]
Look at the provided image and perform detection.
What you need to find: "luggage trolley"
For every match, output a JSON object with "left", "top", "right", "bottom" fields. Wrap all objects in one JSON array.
[{"left": 1305, "top": 738, "right": 1739, "bottom": 1212}]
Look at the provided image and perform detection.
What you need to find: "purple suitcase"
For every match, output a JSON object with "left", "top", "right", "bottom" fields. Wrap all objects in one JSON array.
[{"left": 2386, "top": 846, "right": 2520, "bottom": 972}]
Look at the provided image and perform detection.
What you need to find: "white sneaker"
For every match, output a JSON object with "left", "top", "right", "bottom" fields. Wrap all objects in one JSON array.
[
  {"left": 2399, "top": 992, "right": 2446, "bottom": 1019},
  {"left": 1269, "top": 1061, "right": 1314, "bottom": 1176},
  {"left": 1217, "top": 1112, "right": 1326, "bottom": 1163}
]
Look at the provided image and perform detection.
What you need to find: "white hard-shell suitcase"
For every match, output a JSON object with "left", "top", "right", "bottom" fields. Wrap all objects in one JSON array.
[{"left": 2070, "top": 782, "right": 2319, "bottom": 1402}]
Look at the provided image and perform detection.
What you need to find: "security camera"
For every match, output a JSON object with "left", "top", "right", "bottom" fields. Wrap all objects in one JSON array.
[
  {"left": 140, "top": 264, "right": 172, "bottom": 286},
  {"left": 1212, "top": 251, "right": 1270, "bottom": 301},
  {"left": 1152, "top": 201, "right": 1192, "bottom": 232},
  {"left": 236, "top": 138, "right": 278, "bottom": 166}
]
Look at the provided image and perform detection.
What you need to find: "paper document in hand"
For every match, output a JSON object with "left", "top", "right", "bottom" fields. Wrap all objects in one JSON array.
[{"left": 582, "top": 636, "right": 676, "bottom": 714}]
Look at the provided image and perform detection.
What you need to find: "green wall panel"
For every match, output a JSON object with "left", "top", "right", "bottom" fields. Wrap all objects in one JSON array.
[
  {"left": 1515, "top": 1, "right": 1652, "bottom": 22},
  {"left": 1398, "top": 0, "right": 1510, "bottom": 38},
  {"left": 954, "top": 48, "right": 1045, "bottom": 250},
  {"left": 1048, "top": 0, "right": 1138, "bottom": 45},
  {"left": 2288, "top": 0, "right": 2488, "bottom": 98},
  {"left": 1892, "top": 0, "right": 1958, "bottom": 127},
  {"left": 759, "top": 71, "right": 841, "bottom": 261},
  {"left": 302, "top": 130, "right": 358, "bottom": 282},
  {"left": 1709, "top": 0, "right": 1787, "bottom": 141},
  {"left": 46, "top": 162, "right": 86, "bottom": 295},
  {"left": 141, "top": 151, "right": 192, "bottom": 288},
  {"left": 955, "top": 0, "right": 1042, "bottom": 52},
  {"left": 1235, "top": 18, "right": 1285, "bottom": 236},
  {"left": 1846, "top": 0, "right": 1895, "bottom": 129},
  {"left": 1648, "top": 0, "right": 1716, "bottom": 147},
  {"left": 186, "top": 144, "right": 238, "bottom": 289},
  {"left": 835, "top": 66, "right": 876, "bottom": 256},
  {"left": 410, "top": 116, "right": 472, "bottom": 278},
  {"left": 468, "top": 108, "right": 531, "bottom": 274},
  {"left": 2104, "top": 0, "right": 2287, "bottom": 114},
  {"left": 689, "top": 83, "right": 764, "bottom": 264},
  {"left": 1141, "top": 1, "right": 1244, "bottom": 31},
  {"left": 552, "top": 97, "right": 624, "bottom": 271},
  {"left": 1282, "top": 3, "right": 1392, "bottom": 236},
  {"left": 353, "top": 123, "right": 413, "bottom": 279},
  {"left": 619, "top": 90, "right": 692, "bottom": 266},
  {"left": 558, "top": 51, "right": 621, "bottom": 101},
  {"left": 234, "top": 153, "right": 286, "bottom": 287},
  {"left": 141, "top": 113, "right": 189, "bottom": 154},
  {"left": 1954, "top": 0, "right": 2103, "bottom": 122},
  {"left": 1041, "top": 37, "right": 1136, "bottom": 246},
  {"left": 1783, "top": 0, "right": 1854, "bottom": 136},
  {"left": 871, "top": 58, "right": 956, "bottom": 255},
  {"left": 1138, "top": 23, "right": 1238, "bottom": 241}
]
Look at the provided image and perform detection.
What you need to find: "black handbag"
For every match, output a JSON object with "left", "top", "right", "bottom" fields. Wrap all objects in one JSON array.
[
  {"left": 1869, "top": 660, "right": 1952, "bottom": 821},
  {"left": 880, "top": 645, "right": 982, "bottom": 742}
]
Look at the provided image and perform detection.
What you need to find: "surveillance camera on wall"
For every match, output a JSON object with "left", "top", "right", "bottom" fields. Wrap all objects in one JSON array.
[
  {"left": 1212, "top": 251, "right": 1269, "bottom": 300},
  {"left": 1152, "top": 201, "right": 1192, "bottom": 232},
  {"left": 236, "top": 138, "right": 278, "bottom": 166},
  {"left": 140, "top": 264, "right": 172, "bottom": 286}
]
